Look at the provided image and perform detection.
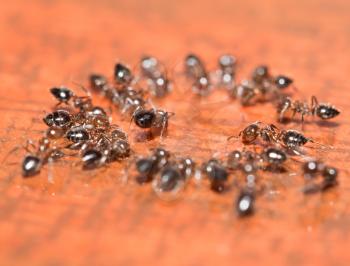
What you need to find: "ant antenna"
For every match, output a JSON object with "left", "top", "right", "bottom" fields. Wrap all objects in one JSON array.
[
  {"left": 227, "top": 134, "right": 240, "bottom": 142},
  {"left": 72, "top": 81, "right": 91, "bottom": 97},
  {"left": 308, "top": 138, "right": 333, "bottom": 150}
]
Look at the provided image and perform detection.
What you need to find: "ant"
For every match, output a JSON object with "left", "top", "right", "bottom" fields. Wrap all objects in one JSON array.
[
  {"left": 229, "top": 122, "right": 320, "bottom": 150},
  {"left": 89, "top": 74, "right": 110, "bottom": 95},
  {"left": 216, "top": 54, "right": 237, "bottom": 89},
  {"left": 114, "top": 63, "right": 134, "bottom": 86},
  {"left": 184, "top": 54, "right": 211, "bottom": 96},
  {"left": 302, "top": 160, "right": 338, "bottom": 194},
  {"left": 139, "top": 56, "right": 172, "bottom": 97},
  {"left": 229, "top": 65, "right": 294, "bottom": 106},
  {"left": 71, "top": 123, "right": 130, "bottom": 169},
  {"left": 152, "top": 157, "right": 195, "bottom": 200},
  {"left": 251, "top": 65, "right": 294, "bottom": 91},
  {"left": 202, "top": 159, "right": 229, "bottom": 193},
  {"left": 134, "top": 148, "right": 170, "bottom": 184},
  {"left": 66, "top": 126, "right": 90, "bottom": 144},
  {"left": 235, "top": 188, "right": 255, "bottom": 217},
  {"left": 227, "top": 147, "right": 287, "bottom": 173},
  {"left": 277, "top": 95, "right": 340, "bottom": 123},
  {"left": 66, "top": 118, "right": 129, "bottom": 157},
  {"left": 229, "top": 80, "right": 260, "bottom": 106},
  {"left": 50, "top": 86, "right": 92, "bottom": 111},
  {"left": 131, "top": 106, "right": 173, "bottom": 138},
  {"left": 89, "top": 65, "right": 146, "bottom": 115},
  {"left": 43, "top": 109, "right": 72, "bottom": 129},
  {"left": 22, "top": 137, "right": 64, "bottom": 177},
  {"left": 80, "top": 138, "right": 130, "bottom": 170}
]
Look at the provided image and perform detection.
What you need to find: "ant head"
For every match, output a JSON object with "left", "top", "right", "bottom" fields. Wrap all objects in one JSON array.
[
  {"left": 275, "top": 75, "right": 293, "bottom": 89},
  {"left": 43, "top": 113, "right": 54, "bottom": 127},
  {"left": 50, "top": 87, "right": 73, "bottom": 102},
  {"left": 185, "top": 54, "right": 201, "bottom": 67},
  {"left": 114, "top": 63, "right": 133, "bottom": 85},
  {"left": 252, "top": 65, "right": 269, "bottom": 83},
  {"left": 134, "top": 109, "right": 155, "bottom": 128},
  {"left": 140, "top": 56, "right": 159, "bottom": 75},
  {"left": 316, "top": 104, "right": 340, "bottom": 120},
  {"left": 219, "top": 54, "right": 236, "bottom": 68},
  {"left": 241, "top": 123, "right": 260, "bottom": 144},
  {"left": 89, "top": 74, "right": 108, "bottom": 92}
]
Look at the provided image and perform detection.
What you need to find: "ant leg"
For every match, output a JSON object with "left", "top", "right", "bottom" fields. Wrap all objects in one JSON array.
[
  {"left": 279, "top": 105, "right": 289, "bottom": 122},
  {"left": 24, "top": 139, "right": 36, "bottom": 153},
  {"left": 311, "top": 96, "right": 318, "bottom": 108},
  {"left": 311, "top": 96, "right": 318, "bottom": 115},
  {"left": 2, "top": 146, "right": 22, "bottom": 164},
  {"left": 4, "top": 139, "right": 36, "bottom": 160},
  {"left": 72, "top": 81, "right": 91, "bottom": 97},
  {"left": 301, "top": 114, "right": 305, "bottom": 130},
  {"left": 129, "top": 105, "right": 141, "bottom": 130},
  {"left": 227, "top": 130, "right": 242, "bottom": 141},
  {"left": 159, "top": 115, "right": 169, "bottom": 139},
  {"left": 47, "top": 157, "right": 54, "bottom": 183},
  {"left": 307, "top": 138, "right": 333, "bottom": 150}
]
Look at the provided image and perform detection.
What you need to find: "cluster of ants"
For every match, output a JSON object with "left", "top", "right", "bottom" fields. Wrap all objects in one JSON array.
[
  {"left": 20, "top": 53, "right": 340, "bottom": 217},
  {"left": 22, "top": 87, "right": 130, "bottom": 177}
]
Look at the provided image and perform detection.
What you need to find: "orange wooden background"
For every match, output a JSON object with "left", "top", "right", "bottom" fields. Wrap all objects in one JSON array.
[{"left": 1, "top": 0, "right": 350, "bottom": 265}]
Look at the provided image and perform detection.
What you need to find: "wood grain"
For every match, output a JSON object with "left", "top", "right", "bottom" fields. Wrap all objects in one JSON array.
[{"left": 1, "top": 0, "right": 350, "bottom": 265}]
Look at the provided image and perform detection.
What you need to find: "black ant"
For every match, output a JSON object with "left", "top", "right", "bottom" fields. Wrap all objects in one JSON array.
[
  {"left": 184, "top": 54, "right": 211, "bottom": 96},
  {"left": 229, "top": 65, "right": 294, "bottom": 105},
  {"left": 134, "top": 148, "right": 170, "bottom": 184},
  {"left": 114, "top": 63, "right": 134, "bottom": 86},
  {"left": 229, "top": 80, "right": 260, "bottom": 106},
  {"left": 101, "top": 80, "right": 145, "bottom": 115},
  {"left": 302, "top": 160, "right": 338, "bottom": 194},
  {"left": 152, "top": 157, "right": 195, "bottom": 200},
  {"left": 80, "top": 138, "right": 131, "bottom": 170},
  {"left": 89, "top": 65, "right": 146, "bottom": 115},
  {"left": 50, "top": 86, "right": 92, "bottom": 111},
  {"left": 229, "top": 122, "right": 320, "bottom": 150},
  {"left": 89, "top": 74, "right": 109, "bottom": 93},
  {"left": 251, "top": 65, "right": 293, "bottom": 90},
  {"left": 43, "top": 109, "right": 72, "bottom": 129},
  {"left": 131, "top": 106, "right": 173, "bottom": 138},
  {"left": 139, "top": 56, "right": 172, "bottom": 97},
  {"left": 66, "top": 126, "right": 90, "bottom": 144},
  {"left": 227, "top": 147, "right": 287, "bottom": 173},
  {"left": 75, "top": 125, "right": 130, "bottom": 170},
  {"left": 66, "top": 118, "right": 130, "bottom": 158},
  {"left": 277, "top": 95, "right": 340, "bottom": 123},
  {"left": 235, "top": 188, "right": 255, "bottom": 217},
  {"left": 22, "top": 137, "right": 64, "bottom": 177},
  {"left": 202, "top": 159, "right": 229, "bottom": 193},
  {"left": 216, "top": 54, "right": 237, "bottom": 89}
]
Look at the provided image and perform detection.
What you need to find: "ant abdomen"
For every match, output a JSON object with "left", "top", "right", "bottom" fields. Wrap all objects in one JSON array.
[
  {"left": 315, "top": 104, "right": 340, "bottom": 120},
  {"left": 50, "top": 87, "right": 73, "bottom": 103},
  {"left": 22, "top": 155, "right": 41, "bottom": 177},
  {"left": 43, "top": 110, "right": 72, "bottom": 128},
  {"left": 235, "top": 190, "right": 255, "bottom": 217},
  {"left": 280, "top": 130, "right": 308, "bottom": 148},
  {"left": 66, "top": 128, "right": 90, "bottom": 143}
]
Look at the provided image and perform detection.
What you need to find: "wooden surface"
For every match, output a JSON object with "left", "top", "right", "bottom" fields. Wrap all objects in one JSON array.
[{"left": 1, "top": 0, "right": 350, "bottom": 265}]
